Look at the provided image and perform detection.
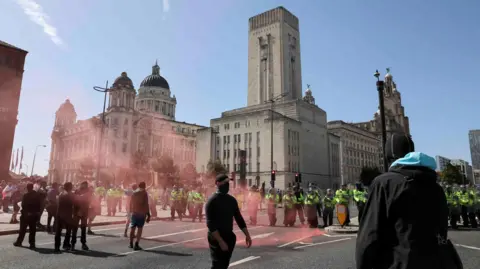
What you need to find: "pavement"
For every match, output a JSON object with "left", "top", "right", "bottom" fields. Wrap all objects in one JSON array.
[{"left": 0, "top": 204, "right": 176, "bottom": 235}]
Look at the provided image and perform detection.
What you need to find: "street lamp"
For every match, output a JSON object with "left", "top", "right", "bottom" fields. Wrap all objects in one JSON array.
[
  {"left": 93, "top": 81, "right": 110, "bottom": 183},
  {"left": 31, "top": 144, "right": 46, "bottom": 176},
  {"left": 374, "top": 70, "right": 388, "bottom": 172}
]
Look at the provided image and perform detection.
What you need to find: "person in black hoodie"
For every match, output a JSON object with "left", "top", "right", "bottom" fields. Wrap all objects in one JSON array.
[{"left": 356, "top": 133, "right": 449, "bottom": 269}]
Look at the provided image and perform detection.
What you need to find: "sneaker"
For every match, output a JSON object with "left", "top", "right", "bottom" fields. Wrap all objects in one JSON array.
[
  {"left": 13, "top": 242, "right": 21, "bottom": 247},
  {"left": 87, "top": 230, "right": 95, "bottom": 235},
  {"left": 54, "top": 249, "right": 61, "bottom": 254},
  {"left": 133, "top": 243, "right": 142, "bottom": 251},
  {"left": 82, "top": 244, "right": 89, "bottom": 251},
  {"left": 29, "top": 244, "right": 36, "bottom": 249},
  {"left": 62, "top": 244, "right": 71, "bottom": 250},
  {"left": 128, "top": 242, "right": 133, "bottom": 248},
  {"left": 70, "top": 244, "right": 76, "bottom": 251}
]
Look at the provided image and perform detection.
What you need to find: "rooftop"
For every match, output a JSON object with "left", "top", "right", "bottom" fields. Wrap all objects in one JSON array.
[{"left": 0, "top": 40, "right": 28, "bottom": 53}]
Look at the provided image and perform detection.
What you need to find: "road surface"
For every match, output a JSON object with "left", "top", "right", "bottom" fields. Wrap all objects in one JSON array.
[{"left": 0, "top": 210, "right": 478, "bottom": 268}]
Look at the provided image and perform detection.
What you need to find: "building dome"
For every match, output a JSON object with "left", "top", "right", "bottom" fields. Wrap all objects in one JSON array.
[
  {"left": 112, "top": 72, "right": 134, "bottom": 89},
  {"left": 140, "top": 62, "right": 170, "bottom": 89},
  {"left": 57, "top": 99, "right": 76, "bottom": 114}
]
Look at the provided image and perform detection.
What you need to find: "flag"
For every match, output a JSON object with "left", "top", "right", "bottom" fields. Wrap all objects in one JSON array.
[
  {"left": 15, "top": 148, "right": 19, "bottom": 170},
  {"left": 19, "top": 147, "right": 24, "bottom": 170},
  {"left": 10, "top": 151, "right": 14, "bottom": 171}
]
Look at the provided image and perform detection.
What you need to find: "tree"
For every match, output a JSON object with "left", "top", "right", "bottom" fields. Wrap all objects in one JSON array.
[
  {"left": 179, "top": 163, "right": 198, "bottom": 186},
  {"left": 360, "top": 166, "right": 382, "bottom": 187},
  {"left": 440, "top": 163, "right": 465, "bottom": 185},
  {"left": 77, "top": 157, "right": 95, "bottom": 183},
  {"left": 129, "top": 151, "right": 153, "bottom": 186},
  {"left": 206, "top": 159, "right": 227, "bottom": 178},
  {"left": 152, "top": 155, "right": 179, "bottom": 187}
]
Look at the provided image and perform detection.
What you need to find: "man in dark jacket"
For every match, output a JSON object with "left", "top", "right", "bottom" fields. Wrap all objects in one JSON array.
[
  {"left": 356, "top": 133, "right": 449, "bottom": 269},
  {"left": 71, "top": 181, "right": 91, "bottom": 251},
  {"left": 54, "top": 182, "right": 75, "bottom": 253},
  {"left": 13, "top": 183, "right": 41, "bottom": 249}
]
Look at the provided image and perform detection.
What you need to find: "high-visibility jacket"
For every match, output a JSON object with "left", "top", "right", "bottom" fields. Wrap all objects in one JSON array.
[
  {"left": 265, "top": 194, "right": 280, "bottom": 204},
  {"left": 170, "top": 190, "right": 183, "bottom": 201},
  {"left": 283, "top": 195, "right": 294, "bottom": 209},
  {"left": 323, "top": 196, "right": 335, "bottom": 208},
  {"left": 353, "top": 190, "right": 367, "bottom": 203},
  {"left": 294, "top": 193, "right": 304, "bottom": 205},
  {"left": 304, "top": 193, "right": 319, "bottom": 205},
  {"left": 335, "top": 189, "right": 350, "bottom": 205},
  {"left": 192, "top": 192, "right": 205, "bottom": 204}
]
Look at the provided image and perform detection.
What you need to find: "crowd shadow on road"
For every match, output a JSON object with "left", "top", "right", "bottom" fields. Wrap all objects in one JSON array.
[
  {"left": 143, "top": 249, "right": 193, "bottom": 257},
  {"left": 450, "top": 227, "right": 480, "bottom": 232},
  {"left": 19, "top": 246, "right": 115, "bottom": 258},
  {"left": 92, "top": 232, "right": 177, "bottom": 244}
]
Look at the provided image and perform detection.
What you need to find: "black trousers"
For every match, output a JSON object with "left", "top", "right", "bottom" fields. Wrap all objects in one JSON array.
[
  {"left": 294, "top": 204, "right": 305, "bottom": 223},
  {"left": 357, "top": 202, "right": 365, "bottom": 223},
  {"left": 208, "top": 232, "right": 236, "bottom": 269},
  {"left": 71, "top": 216, "right": 87, "bottom": 245},
  {"left": 16, "top": 214, "right": 37, "bottom": 245},
  {"left": 192, "top": 204, "right": 203, "bottom": 221},
  {"left": 170, "top": 201, "right": 182, "bottom": 220},
  {"left": 305, "top": 205, "right": 318, "bottom": 228},
  {"left": 323, "top": 208, "right": 334, "bottom": 227},
  {"left": 55, "top": 217, "right": 72, "bottom": 249}
]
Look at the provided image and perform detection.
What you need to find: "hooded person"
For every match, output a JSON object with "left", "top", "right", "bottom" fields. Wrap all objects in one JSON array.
[{"left": 355, "top": 133, "right": 451, "bottom": 269}]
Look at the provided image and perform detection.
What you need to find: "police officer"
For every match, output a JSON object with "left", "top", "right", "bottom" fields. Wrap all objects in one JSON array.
[
  {"left": 170, "top": 185, "right": 183, "bottom": 221},
  {"left": 322, "top": 189, "right": 335, "bottom": 227},
  {"left": 265, "top": 188, "right": 279, "bottom": 226},
  {"left": 445, "top": 185, "right": 460, "bottom": 229},
  {"left": 282, "top": 188, "right": 295, "bottom": 227},
  {"left": 304, "top": 187, "right": 319, "bottom": 228},
  {"left": 247, "top": 186, "right": 261, "bottom": 225},
  {"left": 293, "top": 186, "right": 305, "bottom": 226},
  {"left": 353, "top": 184, "right": 367, "bottom": 223},
  {"left": 13, "top": 183, "right": 41, "bottom": 249}
]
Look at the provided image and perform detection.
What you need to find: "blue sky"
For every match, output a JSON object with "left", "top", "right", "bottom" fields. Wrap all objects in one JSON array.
[{"left": 2, "top": 0, "right": 479, "bottom": 176}]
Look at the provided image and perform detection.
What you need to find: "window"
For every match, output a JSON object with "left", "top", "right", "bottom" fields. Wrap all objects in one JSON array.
[
  {"left": 122, "top": 143, "right": 127, "bottom": 153},
  {"left": 123, "top": 130, "right": 128, "bottom": 139}
]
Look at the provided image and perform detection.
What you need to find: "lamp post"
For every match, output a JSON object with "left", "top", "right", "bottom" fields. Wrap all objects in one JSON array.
[
  {"left": 93, "top": 81, "right": 110, "bottom": 183},
  {"left": 31, "top": 145, "right": 46, "bottom": 176},
  {"left": 265, "top": 92, "right": 289, "bottom": 189},
  {"left": 374, "top": 70, "right": 388, "bottom": 172}
]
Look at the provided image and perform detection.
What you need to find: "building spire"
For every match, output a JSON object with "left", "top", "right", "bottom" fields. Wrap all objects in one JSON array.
[{"left": 152, "top": 60, "right": 160, "bottom": 75}]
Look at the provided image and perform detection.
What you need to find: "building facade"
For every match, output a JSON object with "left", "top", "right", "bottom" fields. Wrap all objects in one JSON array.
[
  {"left": 0, "top": 41, "right": 28, "bottom": 180},
  {"left": 451, "top": 159, "right": 474, "bottom": 184},
  {"left": 327, "top": 132, "right": 341, "bottom": 188},
  {"left": 327, "top": 120, "right": 380, "bottom": 184},
  {"left": 48, "top": 64, "right": 206, "bottom": 183},
  {"left": 468, "top": 130, "right": 480, "bottom": 170},
  {"left": 435, "top": 155, "right": 451, "bottom": 172},
  {"left": 196, "top": 7, "right": 333, "bottom": 190}
]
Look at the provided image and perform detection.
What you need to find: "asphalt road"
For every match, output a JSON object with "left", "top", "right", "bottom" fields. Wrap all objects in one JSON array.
[{"left": 0, "top": 210, "right": 478, "bottom": 269}]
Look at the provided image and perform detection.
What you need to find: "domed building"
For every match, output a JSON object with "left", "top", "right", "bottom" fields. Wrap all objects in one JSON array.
[{"left": 48, "top": 63, "right": 206, "bottom": 184}]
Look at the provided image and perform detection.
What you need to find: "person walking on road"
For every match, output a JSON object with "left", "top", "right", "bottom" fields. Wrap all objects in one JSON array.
[
  {"left": 356, "top": 133, "right": 451, "bottom": 269},
  {"left": 206, "top": 174, "right": 252, "bottom": 269},
  {"left": 124, "top": 183, "right": 138, "bottom": 237},
  {"left": 128, "top": 182, "right": 150, "bottom": 250},
  {"left": 13, "top": 183, "right": 41, "bottom": 249},
  {"left": 54, "top": 182, "right": 75, "bottom": 253}
]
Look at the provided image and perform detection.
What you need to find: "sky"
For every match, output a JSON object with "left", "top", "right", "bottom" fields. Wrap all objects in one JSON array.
[{"left": 1, "top": 0, "right": 479, "bottom": 176}]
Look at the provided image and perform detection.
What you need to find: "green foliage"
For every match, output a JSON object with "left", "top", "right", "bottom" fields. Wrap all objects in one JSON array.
[
  {"left": 152, "top": 155, "right": 179, "bottom": 187},
  {"left": 440, "top": 163, "right": 465, "bottom": 185},
  {"left": 130, "top": 151, "right": 149, "bottom": 170},
  {"left": 77, "top": 157, "right": 95, "bottom": 183},
  {"left": 360, "top": 166, "right": 382, "bottom": 186},
  {"left": 206, "top": 159, "right": 227, "bottom": 178}
]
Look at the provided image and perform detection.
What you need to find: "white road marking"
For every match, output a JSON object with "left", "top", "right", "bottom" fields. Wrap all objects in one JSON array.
[
  {"left": 298, "top": 242, "right": 313, "bottom": 245},
  {"left": 323, "top": 233, "right": 357, "bottom": 238},
  {"left": 228, "top": 256, "right": 261, "bottom": 267},
  {"left": 236, "top": 232, "right": 274, "bottom": 243},
  {"left": 455, "top": 244, "right": 480, "bottom": 251},
  {"left": 116, "top": 237, "right": 205, "bottom": 256},
  {"left": 293, "top": 238, "right": 351, "bottom": 249},
  {"left": 116, "top": 226, "right": 264, "bottom": 256},
  {"left": 277, "top": 235, "right": 313, "bottom": 248},
  {"left": 145, "top": 228, "right": 207, "bottom": 239}
]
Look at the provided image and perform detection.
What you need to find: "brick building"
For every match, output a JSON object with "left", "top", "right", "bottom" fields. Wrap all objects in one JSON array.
[{"left": 0, "top": 41, "right": 28, "bottom": 180}]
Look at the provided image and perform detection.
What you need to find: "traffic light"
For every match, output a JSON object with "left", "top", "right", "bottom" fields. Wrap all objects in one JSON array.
[
  {"left": 271, "top": 170, "right": 276, "bottom": 181},
  {"left": 295, "top": 173, "right": 302, "bottom": 183}
]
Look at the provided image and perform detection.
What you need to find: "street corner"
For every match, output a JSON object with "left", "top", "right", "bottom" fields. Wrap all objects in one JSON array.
[{"left": 324, "top": 225, "right": 359, "bottom": 234}]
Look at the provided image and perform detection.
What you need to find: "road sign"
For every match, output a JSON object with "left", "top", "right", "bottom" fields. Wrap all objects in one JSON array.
[{"left": 336, "top": 204, "right": 347, "bottom": 226}]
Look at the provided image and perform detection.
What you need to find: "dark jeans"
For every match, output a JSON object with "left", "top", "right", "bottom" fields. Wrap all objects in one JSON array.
[
  {"left": 294, "top": 204, "right": 305, "bottom": 223},
  {"left": 208, "top": 232, "right": 236, "bottom": 269},
  {"left": 357, "top": 202, "right": 365, "bottom": 223},
  {"left": 16, "top": 214, "right": 37, "bottom": 245},
  {"left": 323, "top": 208, "right": 334, "bottom": 227},
  {"left": 71, "top": 216, "right": 88, "bottom": 245},
  {"left": 192, "top": 203, "right": 203, "bottom": 221},
  {"left": 55, "top": 217, "right": 72, "bottom": 249}
]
